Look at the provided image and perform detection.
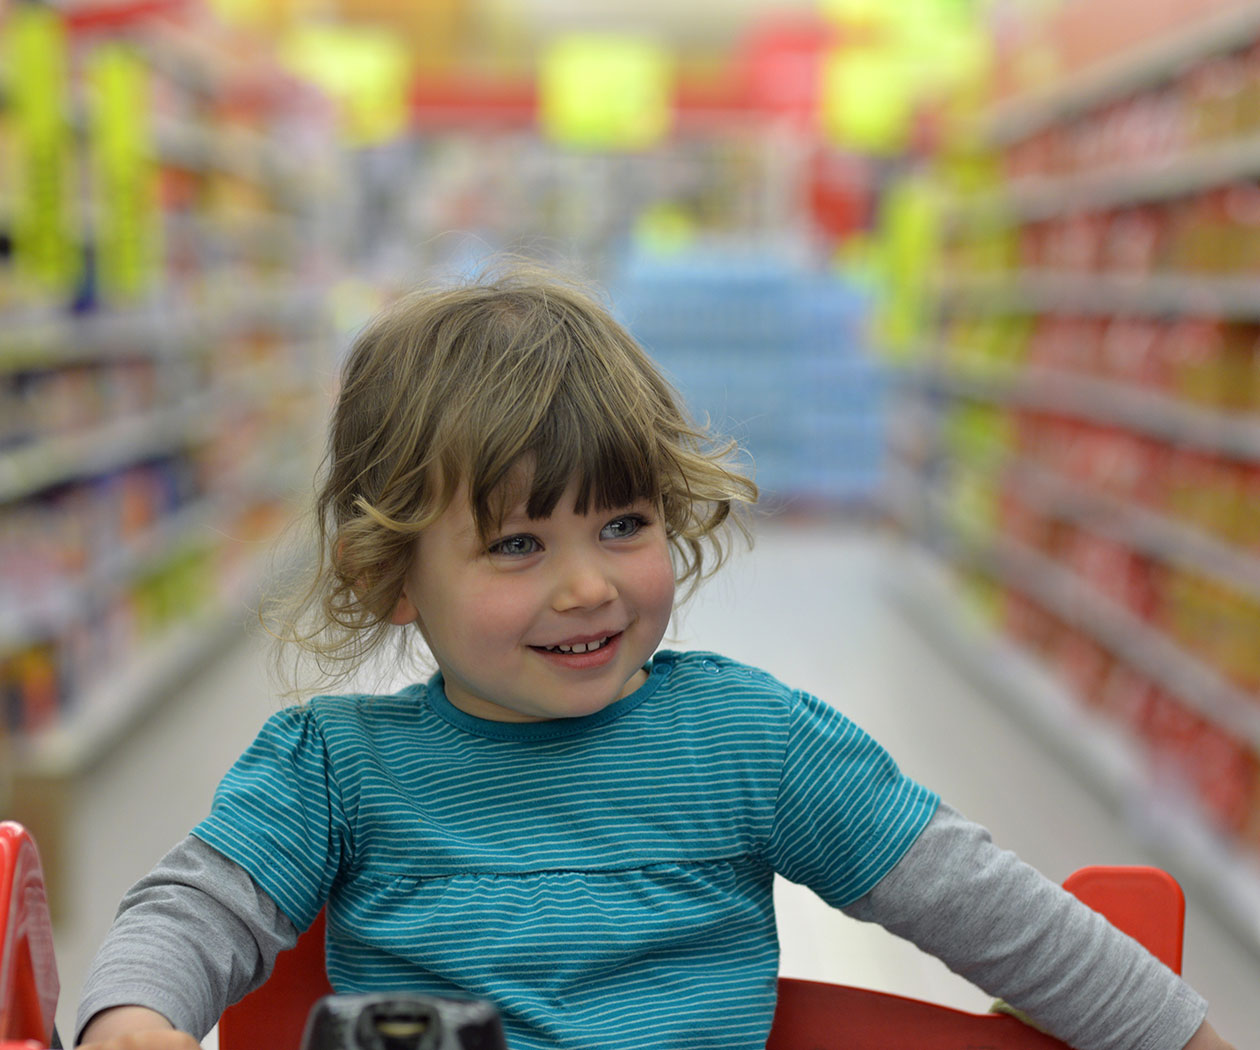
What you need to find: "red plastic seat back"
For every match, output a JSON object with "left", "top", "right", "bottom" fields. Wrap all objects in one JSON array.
[
  {"left": 218, "top": 908, "right": 333, "bottom": 1050},
  {"left": 766, "top": 864, "right": 1185, "bottom": 1050},
  {"left": 769, "top": 979, "right": 1070, "bottom": 1050},
  {"left": 1062, "top": 864, "right": 1184, "bottom": 973},
  {"left": 0, "top": 822, "right": 59, "bottom": 1046},
  {"left": 220, "top": 865, "right": 1185, "bottom": 1050}
]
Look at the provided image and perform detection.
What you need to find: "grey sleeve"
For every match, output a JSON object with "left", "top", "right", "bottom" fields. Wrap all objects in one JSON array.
[
  {"left": 75, "top": 835, "right": 299, "bottom": 1044},
  {"left": 842, "top": 803, "right": 1208, "bottom": 1050}
]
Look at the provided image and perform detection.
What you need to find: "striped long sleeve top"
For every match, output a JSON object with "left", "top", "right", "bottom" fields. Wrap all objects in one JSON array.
[{"left": 188, "top": 649, "right": 938, "bottom": 1050}]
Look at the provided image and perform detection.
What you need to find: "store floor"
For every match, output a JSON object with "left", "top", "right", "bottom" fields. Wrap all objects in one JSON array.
[{"left": 50, "top": 520, "right": 1260, "bottom": 1044}]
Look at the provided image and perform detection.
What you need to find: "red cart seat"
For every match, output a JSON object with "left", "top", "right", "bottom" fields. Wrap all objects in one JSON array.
[
  {"left": 0, "top": 821, "right": 59, "bottom": 1050},
  {"left": 219, "top": 864, "right": 1184, "bottom": 1050}
]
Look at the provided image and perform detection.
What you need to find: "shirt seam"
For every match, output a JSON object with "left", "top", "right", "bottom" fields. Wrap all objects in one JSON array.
[
  {"left": 304, "top": 702, "right": 355, "bottom": 871},
  {"left": 763, "top": 687, "right": 804, "bottom": 855},
  {"left": 347, "top": 853, "right": 769, "bottom": 885}
]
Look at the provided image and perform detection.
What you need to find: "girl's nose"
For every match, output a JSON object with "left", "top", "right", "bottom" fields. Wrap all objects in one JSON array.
[{"left": 552, "top": 554, "right": 618, "bottom": 611}]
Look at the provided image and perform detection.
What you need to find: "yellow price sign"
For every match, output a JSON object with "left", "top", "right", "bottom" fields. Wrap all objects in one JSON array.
[
  {"left": 873, "top": 174, "right": 941, "bottom": 357},
  {"left": 7, "top": 4, "right": 78, "bottom": 295},
  {"left": 825, "top": 0, "right": 992, "bottom": 96},
  {"left": 818, "top": 0, "right": 902, "bottom": 40},
  {"left": 89, "top": 44, "right": 162, "bottom": 300},
  {"left": 821, "top": 46, "right": 916, "bottom": 156},
  {"left": 539, "top": 34, "right": 672, "bottom": 151},
  {"left": 280, "top": 26, "right": 411, "bottom": 148}
]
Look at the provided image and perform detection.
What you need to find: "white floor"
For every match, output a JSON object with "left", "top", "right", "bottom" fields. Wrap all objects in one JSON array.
[{"left": 47, "top": 520, "right": 1260, "bottom": 1045}]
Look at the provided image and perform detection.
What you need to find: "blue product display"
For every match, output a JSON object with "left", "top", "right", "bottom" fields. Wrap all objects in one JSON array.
[{"left": 612, "top": 249, "right": 886, "bottom": 508}]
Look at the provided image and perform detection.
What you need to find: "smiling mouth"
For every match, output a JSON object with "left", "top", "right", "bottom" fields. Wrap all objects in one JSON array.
[{"left": 535, "top": 635, "right": 615, "bottom": 654}]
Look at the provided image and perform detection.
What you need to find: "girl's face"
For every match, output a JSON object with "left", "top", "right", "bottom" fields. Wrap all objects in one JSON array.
[{"left": 390, "top": 477, "right": 676, "bottom": 722}]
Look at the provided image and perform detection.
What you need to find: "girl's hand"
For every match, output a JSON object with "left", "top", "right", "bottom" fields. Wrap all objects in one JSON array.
[
  {"left": 77, "top": 1037, "right": 200, "bottom": 1050},
  {"left": 1183, "top": 1019, "right": 1237, "bottom": 1050},
  {"left": 76, "top": 1006, "right": 200, "bottom": 1050}
]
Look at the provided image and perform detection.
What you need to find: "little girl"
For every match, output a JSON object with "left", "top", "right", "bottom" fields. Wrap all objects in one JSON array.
[{"left": 77, "top": 266, "right": 1234, "bottom": 1050}]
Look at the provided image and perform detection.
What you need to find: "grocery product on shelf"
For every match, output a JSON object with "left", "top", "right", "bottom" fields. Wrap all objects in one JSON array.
[
  {"left": 613, "top": 248, "right": 886, "bottom": 509},
  {"left": 889, "top": 4, "right": 1260, "bottom": 955},
  {"left": 0, "top": 0, "right": 342, "bottom": 840}
]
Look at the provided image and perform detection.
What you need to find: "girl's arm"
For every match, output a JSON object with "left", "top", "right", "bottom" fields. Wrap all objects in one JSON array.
[
  {"left": 1184, "top": 1020, "right": 1236, "bottom": 1050},
  {"left": 77, "top": 1006, "right": 198, "bottom": 1048},
  {"left": 843, "top": 803, "right": 1222, "bottom": 1050},
  {"left": 75, "top": 836, "right": 298, "bottom": 1045}
]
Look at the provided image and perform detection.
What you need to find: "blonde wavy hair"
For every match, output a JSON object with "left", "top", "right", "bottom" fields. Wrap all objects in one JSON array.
[{"left": 265, "top": 263, "right": 758, "bottom": 697}]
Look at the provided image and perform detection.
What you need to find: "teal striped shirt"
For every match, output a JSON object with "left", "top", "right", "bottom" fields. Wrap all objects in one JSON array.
[{"left": 193, "top": 649, "right": 938, "bottom": 1050}]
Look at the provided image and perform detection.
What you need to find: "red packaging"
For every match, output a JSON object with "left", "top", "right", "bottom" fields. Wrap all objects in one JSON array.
[
  {"left": 1104, "top": 205, "right": 1165, "bottom": 275},
  {"left": 1239, "top": 464, "right": 1260, "bottom": 550},
  {"left": 1052, "top": 627, "right": 1113, "bottom": 706},
  {"left": 1164, "top": 318, "right": 1226, "bottom": 407},
  {"left": 1098, "top": 661, "right": 1159, "bottom": 734},
  {"left": 1242, "top": 39, "right": 1260, "bottom": 136},
  {"left": 1088, "top": 426, "right": 1151, "bottom": 500},
  {"left": 1002, "top": 589, "right": 1055, "bottom": 651},
  {"left": 1188, "top": 722, "right": 1260, "bottom": 836},
  {"left": 1099, "top": 317, "right": 1168, "bottom": 391},
  {"left": 999, "top": 486, "right": 1054, "bottom": 553},
  {"left": 1221, "top": 183, "right": 1260, "bottom": 275},
  {"left": 1045, "top": 212, "right": 1109, "bottom": 271},
  {"left": 1064, "top": 529, "right": 1158, "bottom": 620},
  {"left": 1140, "top": 690, "right": 1202, "bottom": 780},
  {"left": 1020, "top": 222, "right": 1049, "bottom": 269},
  {"left": 1184, "top": 55, "right": 1249, "bottom": 143}
]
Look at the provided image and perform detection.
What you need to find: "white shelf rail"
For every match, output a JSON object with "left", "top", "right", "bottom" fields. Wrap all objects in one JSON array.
[
  {"left": 885, "top": 539, "right": 1260, "bottom": 959},
  {"left": 983, "top": 2, "right": 1260, "bottom": 144}
]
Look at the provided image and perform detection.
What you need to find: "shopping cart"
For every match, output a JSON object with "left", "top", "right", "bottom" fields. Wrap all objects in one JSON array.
[
  {"left": 0, "top": 820, "right": 1187, "bottom": 1050},
  {"left": 0, "top": 822, "right": 59, "bottom": 1050},
  {"left": 221, "top": 865, "right": 1186, "bottom": 1050}
]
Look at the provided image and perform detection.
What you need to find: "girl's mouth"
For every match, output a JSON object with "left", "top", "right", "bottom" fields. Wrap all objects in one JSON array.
[
  {"left": 530, "top": 633, "right": 624, "bottom": 669},
  {"left": 537, "top": 635, "right": 612, "bottom": 654}
]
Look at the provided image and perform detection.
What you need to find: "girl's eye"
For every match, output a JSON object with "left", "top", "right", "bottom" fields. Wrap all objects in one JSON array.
[
  {"left": 488, "top": 534, "right": 540, "bottom": 557},
  {"left": 601, "top": 514, "right": 649, "bottom": 540}
]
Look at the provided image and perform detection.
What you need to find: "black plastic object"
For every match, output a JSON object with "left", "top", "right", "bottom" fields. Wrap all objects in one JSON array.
[{"left": 299, "top": 994, "right": 508, "bottom": 1050}]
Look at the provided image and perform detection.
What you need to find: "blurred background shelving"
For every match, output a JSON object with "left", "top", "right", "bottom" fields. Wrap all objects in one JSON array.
[
  {"left": 0, "top": 0, "right": 346, "bottom": 884},
  {"left": 889, "top": 0, "right": 1260, "bottom": 962},
  {"left": 2, "top": 0, "right": 1260, "bottom": 1041}
]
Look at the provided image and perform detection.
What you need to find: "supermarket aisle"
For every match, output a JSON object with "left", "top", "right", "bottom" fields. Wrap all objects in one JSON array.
[{"left": 50, "top": 519, "right": 1259, "bottom": 1044}]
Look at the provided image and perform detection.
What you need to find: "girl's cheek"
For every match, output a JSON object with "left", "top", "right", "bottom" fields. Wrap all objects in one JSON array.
[{"left": 643, "top": 550, "right": 678, "bottom": 608}]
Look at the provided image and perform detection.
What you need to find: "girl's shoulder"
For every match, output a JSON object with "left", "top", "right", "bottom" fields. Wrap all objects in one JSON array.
[
  {"left": 653, "top": 649, "right": 860, "bottom": 736},
  {"left": 655, "top": 648, "right": 781, "bottom": 682},
  {"left": 653, "top": 649, "right": 799, "bottom": 712},
  {"left": 264, "top": 684, "right": 432, "bottom": 740}
]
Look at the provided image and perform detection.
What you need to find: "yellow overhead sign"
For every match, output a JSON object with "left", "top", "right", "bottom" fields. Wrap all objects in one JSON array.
[
  {"left": 821, "top": 46, "right": 915, "bottom": 155},
  {"left": 539, "top": 34, "right": 672, "bottom": 151},
  {"left": 280, "top": 25, "right": 411, "bottom": 147},
  {"left": 8, "top": 5, "right": 77, "bottom": 294},
  {"left": 88, "top": 44, "right": 162, "bottom": 300},
  {"left": 818, "top": 0, "right": 992, "bottom": 153}
]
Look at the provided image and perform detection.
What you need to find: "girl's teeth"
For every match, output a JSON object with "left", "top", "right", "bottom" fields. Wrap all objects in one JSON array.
[{"left": 551, "top": 637, "right": 608, "bottom": 654}]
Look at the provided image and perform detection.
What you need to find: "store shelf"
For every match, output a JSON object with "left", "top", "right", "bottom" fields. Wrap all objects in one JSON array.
[
  {"left": 10, "top": 555, "right": 266, "bottom": 780},
  {"left": 922, "top": 362, "right": 1260, "bottom": 461},
  {"left": 0, "top": 310, "right": 175, "bottom": 372},
  {"left": 897, "top": 462, "right": 1260, "bottom": 749},
  {"left": 154, "top": 117, "right": 307, "bottom": 196},
  {"left": 0, "top": 395, "right": 220, "bottom": 503},
  {"left": 0, "top": 496, "right": 213, "bottom": 648},
  {"left": 1007, "top": 459, "right": 1260, "bottom": 600},
  {"left": 0, "top": 287, "right": 326, "bottom": 374},
  {"left": 1016, "top": 134, "right": 1260, "bottom": 216},
  {"left": 938, "top": 271, "right": 1260, "bottom": 321},
  {"left": 983, "top": 3, "right": 1260, "bottom": 144},
  {"left": 957, "top": 133, "right": 1260, "bottom": 225},
  {"left": 982, "top": 528, "right": 1260, "bottom": 748},
  {"left": 885, "top": 539, "right": 1260, "bottom": 958}
]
